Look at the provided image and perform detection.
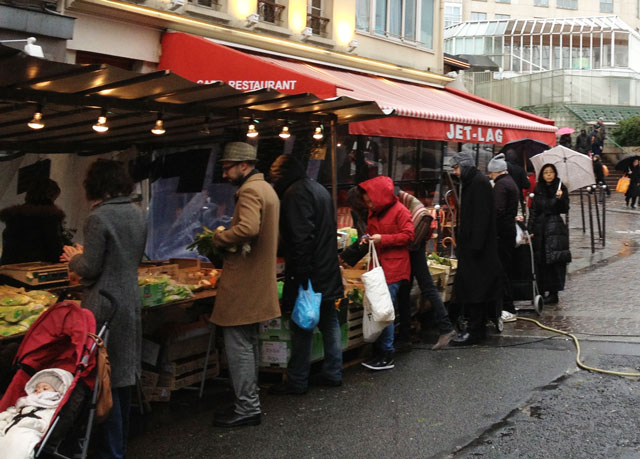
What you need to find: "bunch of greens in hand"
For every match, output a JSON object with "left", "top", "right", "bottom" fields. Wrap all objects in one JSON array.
[{"left": 187, "top": 226, "right": 251, "bottom": 268}]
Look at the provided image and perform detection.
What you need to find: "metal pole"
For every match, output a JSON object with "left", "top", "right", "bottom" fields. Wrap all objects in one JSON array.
[
  {"left": 329, "top": 117, "right": 338, "bottom": 219},
  {"left": 602, "top": 185, "right": 607, "bottom": 247},
  {"left": 580, "top": 188, "right": 586, "bottom": 232},
  {"left": 434, "top": 204, "right": 442, "bottom": 255},
  {"left": 594, "top": 185, "right": 602, "bottom": 239},
  {"left": 588, "top": 187, "right": 595, "bottom": 254}
]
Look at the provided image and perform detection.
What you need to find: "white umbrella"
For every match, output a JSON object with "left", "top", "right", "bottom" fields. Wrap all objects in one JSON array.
[{"left": 530, "top": 145, "right": 596, "bottom": 192}]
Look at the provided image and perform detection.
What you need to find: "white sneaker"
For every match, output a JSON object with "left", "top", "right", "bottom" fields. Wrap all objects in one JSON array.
[{"left": 501, "top": 311, "right": 517, "bottom": 321}]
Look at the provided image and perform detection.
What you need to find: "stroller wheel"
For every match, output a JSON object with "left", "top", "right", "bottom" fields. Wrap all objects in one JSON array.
[
  {"left": 534, "top": 295, "right": 544, "bottom": 316},
  {"left": 495, "top": 317, "right": 504, "bottom": 333}
]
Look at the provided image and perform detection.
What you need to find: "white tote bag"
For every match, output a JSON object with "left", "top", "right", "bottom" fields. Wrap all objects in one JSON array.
[
  {"left": 361, "top": 241, "right": 395, "bottom": 323},
  {"left": 362, "top": 297, "right": 392, "bottom": 343}
]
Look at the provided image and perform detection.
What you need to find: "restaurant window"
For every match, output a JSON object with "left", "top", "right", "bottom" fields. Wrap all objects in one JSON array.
[
  {"left": 392, "top": 138, "right": 418, "bottom": 183},
  {"left": 600, "top": 0, "right": 613, "bottom": 12},
  {"left": 335, "top": 133, "right": 389, "bottom": 186},
  {"left": 360, "top": 0, "right": 435, "bottom": 47},
  {"left": 418, "top": 140, "right": 443, "bottom": 183}
]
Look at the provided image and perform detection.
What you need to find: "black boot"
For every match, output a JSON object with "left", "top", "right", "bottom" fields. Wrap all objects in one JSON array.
[{"left": 544, "top": 292, "right": 559, "bottom": 305}]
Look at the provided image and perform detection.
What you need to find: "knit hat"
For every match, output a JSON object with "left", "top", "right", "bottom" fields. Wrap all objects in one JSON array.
[
  {"left": 450, "top": 151, "right": 475, "bottom": 168},
  {"left": 219, "top": 142, "right": 257, "bottom": 162},
  {"left": 488, "top": 153, "right": 507, "bottom": 173},
  {"left": 26, "top": 368, "right": 74, "bottom": 395}
]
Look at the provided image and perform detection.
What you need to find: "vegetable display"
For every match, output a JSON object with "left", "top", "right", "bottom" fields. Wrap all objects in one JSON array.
[
  {"left": 0, "top": 286, "right": 57, "bottom": 337},
  {"left": 186, "top": 226, "right": 251, "bottom": 268}
]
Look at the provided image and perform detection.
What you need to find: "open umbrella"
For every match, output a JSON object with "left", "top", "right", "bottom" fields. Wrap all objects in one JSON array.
[
  {"left": 530, "top": 145, "right": 595, "bottom": 192},
  {"left": 556, "top": 127, "right": 575, "bottom": 135},
  {"left": 614, "top": 155, "right": 640, "bottom": 172},
  {"left": 499, "top": 138, "right": 550, "bottom": 171}
]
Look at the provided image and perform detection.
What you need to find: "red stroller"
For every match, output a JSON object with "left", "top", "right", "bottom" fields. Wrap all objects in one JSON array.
[{"left": 0, "top": 289, "right": 117, "bottom": 459}]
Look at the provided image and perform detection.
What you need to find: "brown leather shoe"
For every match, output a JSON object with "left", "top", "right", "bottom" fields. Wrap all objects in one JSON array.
[{"left": 431, "top": 330, "right": 456, "bottom": 350}]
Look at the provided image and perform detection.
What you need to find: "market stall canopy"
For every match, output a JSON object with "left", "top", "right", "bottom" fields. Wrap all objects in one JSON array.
[
  {"left": 159, "top": 33, "right": 557, "bottom": 146},
  {"left": 0, "top": 44, "right": 389, "bottom": 156}
]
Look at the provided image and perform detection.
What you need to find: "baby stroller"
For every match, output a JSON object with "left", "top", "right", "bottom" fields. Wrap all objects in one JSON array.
[
  {"left": 0, "top": 289, "right": 118, "bottom": 458},
  {"left": 510, "top": 220, "right": 544, "bottom": 316}
]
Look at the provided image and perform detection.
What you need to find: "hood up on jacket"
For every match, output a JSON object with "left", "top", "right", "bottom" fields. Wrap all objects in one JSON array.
[
  {"left": 359, "top": 176, "right": 397, "bottom": 215},
  {"left": 269, "top": 154, "right": 307, "bottom": 198}
]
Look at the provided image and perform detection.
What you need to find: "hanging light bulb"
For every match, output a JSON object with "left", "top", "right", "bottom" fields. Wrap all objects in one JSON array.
[
  {"left": 279, "top": 125, "right": 290, "bottom": 139},
  {"left": 92, "top": 110, "right": 109, "bottom": 133},
  {"left": 313, "top": 126, "right": 324, "bottom": 140},
  {"left": 27, "top": 105, "right": 44, "bottom": 130},
  {"left": 246, "top": 124, "right": 258, "bottom": 138},
  {"left": 151, "top": 113, "right": 165, "bottom": 135}
]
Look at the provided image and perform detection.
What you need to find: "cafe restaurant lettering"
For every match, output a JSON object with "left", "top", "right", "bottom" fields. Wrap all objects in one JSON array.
[{"left": 445, "top": 123, "right": 504, "bottom": 144}]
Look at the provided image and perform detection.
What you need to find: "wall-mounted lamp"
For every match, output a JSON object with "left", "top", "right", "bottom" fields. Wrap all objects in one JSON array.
[
  {"left": 279, "top": 125, "right": 291, "bottom": 139},
  {"left": 246, "top": 124, "right": 259, "bottom": 138},
  {"left": 27, "top": 105, "right": 45, "bottom": 130},
  {"left": 313, "top": 126, "right": 324, "bottom": 140},
  {"left": 301, "top": 27, "right": 313, "bottom": 39},
  {"left": 347, "top": 39, "right": 359, "bottom": 53},
  {"left": 246, "top": 13, "right": 259, "bottom": 25},
  {"left": 92, "top": 109, "right": 109, "bottom": 133},
  {"left": 151, "top": 113, "right": 165, "bottom": 135}
]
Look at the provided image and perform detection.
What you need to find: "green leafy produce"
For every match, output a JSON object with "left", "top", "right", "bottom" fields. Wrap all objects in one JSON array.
[
  {"left": 186, "top": 226, "right": 251, "bottom": 268},
  {"left": 427, "top": 254, "right": 452, "bottom": 266},
  {"left": 347, "top": 288, "right": 364, "bottom": 307}
]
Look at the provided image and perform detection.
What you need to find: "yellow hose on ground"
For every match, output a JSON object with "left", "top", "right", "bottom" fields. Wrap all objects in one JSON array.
[{"left": 503, "top": 317, "right": 640, "bottom": 378}]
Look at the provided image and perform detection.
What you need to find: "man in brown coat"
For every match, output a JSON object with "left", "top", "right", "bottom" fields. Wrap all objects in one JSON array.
[{"left": 210, "top": 142, "right": 281, "bottom": 428}]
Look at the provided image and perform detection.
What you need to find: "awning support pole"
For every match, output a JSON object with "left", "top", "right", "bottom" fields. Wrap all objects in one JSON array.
[{"left": 329, "top": 117, "right": 338, "bottom": 220}]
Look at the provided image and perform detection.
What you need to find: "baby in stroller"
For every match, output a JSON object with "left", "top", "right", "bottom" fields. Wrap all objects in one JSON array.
[{"left": 0, "top": 368, "right": 73, "bottom": 459}]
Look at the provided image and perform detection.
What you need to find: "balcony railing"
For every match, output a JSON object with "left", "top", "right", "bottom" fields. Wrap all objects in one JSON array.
[
  {"left": 258, "top": 0, "right": 285, "bottom": 24},
  {"left": 306, "top": 12, "right": 330, "bottom": 37}
]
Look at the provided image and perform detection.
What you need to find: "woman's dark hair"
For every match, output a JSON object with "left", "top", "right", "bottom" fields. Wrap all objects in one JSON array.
[
  {"left": 537, "top": 163, "right": 559, "bottom": 183},
  {"left": 84, "top": 159, "right": 133, "bottom": 201},
  {"left": 25, "top": 178, "right": 60, "bottom": 205}
]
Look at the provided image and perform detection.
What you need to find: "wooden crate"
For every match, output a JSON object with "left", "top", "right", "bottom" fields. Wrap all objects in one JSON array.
[
  {"left": 165, "top": 331, "right": 212, "bottom": 362},
  {"left": 158, "top": 357, "right": 220, "bottom": 390},
  {"left": 142, "top": 385, "right": 171, "bottom": 403},
  {"left": 163, "top": 351, "right": 219, "bottom": 377},
  {"left": 138, "top": 264, "right": 179, "bottom": 279},
  {"left": 140, "top": 370, "right": 159, "bottom": 389}
]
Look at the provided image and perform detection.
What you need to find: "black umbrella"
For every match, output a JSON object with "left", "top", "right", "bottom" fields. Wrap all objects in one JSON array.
[
  {"left": 499, "top": 138, "right": 551, "bottom": 172},
  {"left": 614, "top": 155, "right": 640, "bottom": 172}
]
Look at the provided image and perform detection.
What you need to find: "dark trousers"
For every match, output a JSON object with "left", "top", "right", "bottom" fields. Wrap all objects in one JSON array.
[
  {"left": 287, "top": 299, "right": 343, "bottom": 389},
  {"left": 462, "top": 303, "right": 489, "bottom": 339},
  {"left": 96, "top": 386, "right": 132, "bottom": 459},
  {"left": 497, "top": 236, "right": 515, "bottom": 312},
  {"left": 398, "top": 245, "right": 454, "bottom": 340}
]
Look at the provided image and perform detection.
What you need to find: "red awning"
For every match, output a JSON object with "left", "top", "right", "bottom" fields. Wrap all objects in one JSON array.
[{"left": 159, "top": 32, "right": 556, "bottom": 146}]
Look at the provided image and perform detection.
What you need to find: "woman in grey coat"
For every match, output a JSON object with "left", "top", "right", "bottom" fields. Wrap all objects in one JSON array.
[{"left": 61, "top": 159, "right": 146, "bottom": 459}]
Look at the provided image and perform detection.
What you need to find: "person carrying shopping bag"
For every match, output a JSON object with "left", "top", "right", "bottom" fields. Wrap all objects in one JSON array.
[{"left": 347, "top": 176, "right": 414, "bottom": 371}]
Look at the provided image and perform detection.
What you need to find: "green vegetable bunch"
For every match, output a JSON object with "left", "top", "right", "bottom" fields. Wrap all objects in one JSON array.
[
  {"left": 186, "top": 226, "right": 251, "bottom": 268},
  {"left": 347, "top": 287, "right": 364, "bottom": 307}
]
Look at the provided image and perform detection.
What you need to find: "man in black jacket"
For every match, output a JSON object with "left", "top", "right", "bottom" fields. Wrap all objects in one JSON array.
[
  {"left": 488, "top": 154, "right": 520, "bottom": 316},
  {"left": 576, "top": 129, "right": 590, "bottom": 154},
  {"left": 268, "top": 154, "right": 344, "bottom": 394}
]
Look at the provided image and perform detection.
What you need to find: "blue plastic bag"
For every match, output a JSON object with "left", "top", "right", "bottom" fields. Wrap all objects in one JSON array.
[{"left": 291, "top": 280, "right": 322, "bottom": 331}]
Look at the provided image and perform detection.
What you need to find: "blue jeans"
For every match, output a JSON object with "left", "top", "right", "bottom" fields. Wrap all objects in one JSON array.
[
  {"left": 379, "top": 281, "right": 401, "bottom": 353},
  {"left": 287, "top": 299, "right": 343, "bottom": 389},
  {"left": 96, "top": 386, "right": 131, "bottom": 459}
]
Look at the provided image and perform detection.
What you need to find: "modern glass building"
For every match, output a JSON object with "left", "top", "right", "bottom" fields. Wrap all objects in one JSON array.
[{"left": 444, "top": 16, "right": 640, "bottom": 131}]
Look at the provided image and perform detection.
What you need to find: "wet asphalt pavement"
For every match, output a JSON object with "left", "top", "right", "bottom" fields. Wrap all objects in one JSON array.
[{"left": 127, "top": 192, "right": 640, "bottom": 459}]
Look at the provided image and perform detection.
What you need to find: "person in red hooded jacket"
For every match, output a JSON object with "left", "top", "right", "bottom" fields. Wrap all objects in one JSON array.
[{"left": 357, "top": 176, "right": 414, "bottom": 371}]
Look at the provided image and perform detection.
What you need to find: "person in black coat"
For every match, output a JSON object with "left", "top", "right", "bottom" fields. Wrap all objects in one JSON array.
[
  {"left": 576, "top": 129, "right": 590, "bottom": 154},
  {"left": 0, "top": 178, "right": 67, "bottom": 265},
  {"left": 527, "top": 163, "right": 571, "bottom": 305},
  {"left": 450, "top": 152, "right": 502, "bottom": 345},
  {"left": 268, "top": 154, "right": 344, "bottom": 393},
  {"left": 488, "top": 154, "right": 520, "bottom": 314},
  {"left": 624, "top": 159, "right": 640, "bottom": 208}
]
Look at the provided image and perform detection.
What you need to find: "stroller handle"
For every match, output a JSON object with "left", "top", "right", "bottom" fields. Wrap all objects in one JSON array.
[{"left": 98, "top": 289, "right": 119, "bottom": 326}]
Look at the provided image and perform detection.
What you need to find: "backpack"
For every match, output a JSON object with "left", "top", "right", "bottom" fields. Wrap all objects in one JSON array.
[{"left": 89, "top": 334, "right": 113, "bottom": 424}]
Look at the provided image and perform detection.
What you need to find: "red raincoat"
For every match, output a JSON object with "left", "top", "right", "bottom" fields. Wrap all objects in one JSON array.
[{"left": 359, "top": 176, "right": 414, "bottom": 284}]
